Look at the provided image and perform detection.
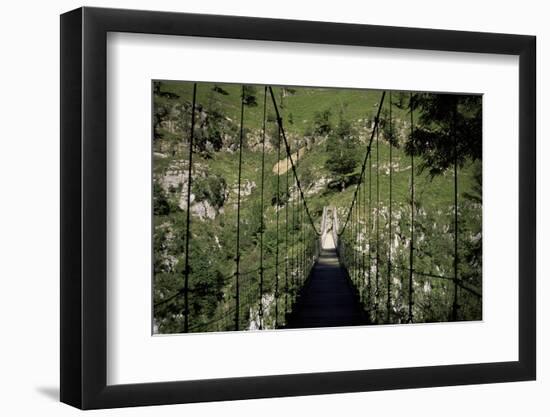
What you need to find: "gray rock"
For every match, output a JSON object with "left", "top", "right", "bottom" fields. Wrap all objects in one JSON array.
[{"left": 190, "top": 199, "right": 216, "bottom": 221}]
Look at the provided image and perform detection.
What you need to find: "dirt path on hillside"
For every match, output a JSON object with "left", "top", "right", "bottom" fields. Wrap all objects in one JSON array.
[{"left": 272, "top": 147, "right": 307, "bottom": 175}]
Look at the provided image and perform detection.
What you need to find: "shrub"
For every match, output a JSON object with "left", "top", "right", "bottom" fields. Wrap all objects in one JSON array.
[{"left": 192, "top": 175, "right": 227, "bottom": 208}]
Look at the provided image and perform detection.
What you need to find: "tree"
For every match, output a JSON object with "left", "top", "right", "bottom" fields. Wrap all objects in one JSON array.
[
  {"left": 242, "top": 85, "right": 258, "bottom": 107},
  {"left": 325, "top": 110, "right": 359, "bottom": 188},
  {"left": 461, "top": 160, "right": 482, "bottom": 282},
  {"left": 212, "top": 84, "right": 229, "bottom": 95},
  {"left": 325, "top": 139, "right": 358, "bottom": 176},
  {"left": 406, "top": 93, "right": 482, "bottom": 176},
  {"left": 312, "top": 109, "right": 332, "bottom": 136}
]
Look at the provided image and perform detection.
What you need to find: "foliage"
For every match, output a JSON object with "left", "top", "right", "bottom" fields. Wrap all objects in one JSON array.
[
  {"left": 380, "top": 107, "right": 400, "bottom": 147},
  {"left": 212, "top": 84, "right": 229, "bottom": 95},
  {"left": 405, "top": 93, "right": 482, "bottom": 176},
  {"left": 312, "top": 108, "right": 332, "bottom": 136},
  {"left": 153, "top": 181, "right": 171, "bottom": 216},
  {"left": 242, "top": 85, "right": 258, "bottom": 107},
  {"left": 325, "top": 110, "right": 359, "bottom": 186},
  {"left": 191, "top": 174, "right": 227, "bottom": 209}
]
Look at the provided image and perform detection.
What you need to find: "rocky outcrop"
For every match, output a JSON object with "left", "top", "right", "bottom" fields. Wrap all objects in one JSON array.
[{"left": 190, "top": 199, "right": 217, "bottom": 220}]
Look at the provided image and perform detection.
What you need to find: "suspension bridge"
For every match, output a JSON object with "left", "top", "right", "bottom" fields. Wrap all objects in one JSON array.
[{"left": 154, "top": 84, "right": 482, "bottom": 333}]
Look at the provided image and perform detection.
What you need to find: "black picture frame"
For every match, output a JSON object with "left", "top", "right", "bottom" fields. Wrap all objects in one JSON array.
[{"left": 60, "top": 6, "right": 536, "bottom": 410}]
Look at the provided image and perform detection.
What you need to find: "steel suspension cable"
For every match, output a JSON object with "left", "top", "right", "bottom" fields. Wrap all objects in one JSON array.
[
  {"left": 275, "top": 109, "right": 281, "bottom": 327},
  {"left": 258, "top": 86, "right": 267, "bottom": 329},
  {"left": 234, "top": 85, "right": 245, "bottom": 331},
  {"left": 387, "top": 92, "right": 393, "bottom": 323},
  {"left": 338, "top": 92, "right": 386, "bottom": 236},
  {"left": 452, "top": 100, "right": 459, "bottom": 321},
  {"left": 299, "top": 194, "right": 302, "bottom": 284},
  {"left": 304, "top": 178, "right": 308, "bottom": 279},
  {"left": 358, "top": 192, "right": 361, "bottom": 285},
  {"left": 301, "top": 188, "right": 306, "bottom": 283},
  {"left": 352, "top": 184, "right": 360, "bottom": 285},
  {"left": 292, "top": 142, "right": 300, "bottom": 290},
  {"left": 302, "top": 192, "right": 306, "bottom": 283},
  {"left": 268, "top": 86, "right": 321, "bottom": 237},
  {"left": 392, "top": 267, "right": 481, "bottom": 298},
  {"left": 293, "top": 159, "right": 297, "bottom": 291},
  {"left": 154, "top": 260, "right": 287, "bottom": 311},
  {"left": 355, "top": 177, "right": 360, "bottom": 286},
  {"left": 182, "top": 82, "right": 197, "bottom": 333},
  {"left": 304, "top": 193, "right": 307, "bottom": 278},
  {"left": 408, "top": 92, "right": 415, "bottom": 323},
  {"left": 353, "top": 185, "right": 356, "bottom": 284},
  {"left": 367, "top": 127, "right": 373, "bottom": 315},
  {"left": 296, "top": 148, "right": 302, "bottom": 285},
  {"left": 362, "top": 147, "right": 367, "bottom": 303},
  {"left": 285, "top": 150, "right": 289, "bottom": 314},
  {"left": 375, "top": 116, "right": 380, "bottom": 321}
]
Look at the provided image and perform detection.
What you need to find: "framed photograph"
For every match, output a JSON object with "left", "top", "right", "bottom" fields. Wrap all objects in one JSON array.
[{"left": 60, "top": 6, "right": 536, "bottom": 409}]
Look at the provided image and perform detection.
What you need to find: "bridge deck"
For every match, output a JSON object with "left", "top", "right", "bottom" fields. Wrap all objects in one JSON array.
[{"left": 285, "top": 248, "right": 366, "bottom": 329}]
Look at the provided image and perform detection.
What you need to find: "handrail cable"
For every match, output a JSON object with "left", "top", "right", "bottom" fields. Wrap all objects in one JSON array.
[
  {"left": 154, "top": 260, "right": 288, "bottom": 310},
  {"left": 268, "top": 86, "right": 321, "bottom": 236},
  {"left": 338, "top": 91, "right": 386, "bottom": 236}
]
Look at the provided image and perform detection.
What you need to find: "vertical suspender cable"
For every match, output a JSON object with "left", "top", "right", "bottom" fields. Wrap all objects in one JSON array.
[
  {"left": 299, "top": 193, "right": 303, "bottom": 284},
  {"left": 452, "top": 100, "right": 459, "bottom": 321},
  {"left": 297, "top": 153, "right": 302, "bottom": 285},
  {"left": 291, "top": 147, "right": 295, "bottom": 299},
  {"left": 304, "top": 189, "right": 307, "bottom": 279},
  {"left": 297, "top": 155, "right": 301, "bottom": 287},
  {"left": 302, "top": 193, "right": 305, "bottom": 282},
  {"left": 275, "top": 105, "right": 281, "bottom": 327},
  {"left": 294, "top": 158, "right": 301, "bottom": 284},
  {"left": 354, "top": 176, "right": 362, "bottom": 287},
  {"left": 297, "top": 161, "right": 300, "bottom": 285},
  {"left": 337, "top": 92, "right": 385, "bottom": 238},
  {"left": 387, "top": 92, "right": 393, "bottom": 323},
  {"left": 408, "top": 92, "right": 415, "bottom": 323},
  {"left": 266, "top": 86, "right": 321, "bottom": 313},
  {"left": 303, "top": 178, "right": 305, "bottom": 283},
  {"left": 285, "top": 142, "right": 289, "bottom": 314},
  {"left": 258, "top": 86, "right": 267, "bottom": 329},
  {"left": 304, "top": 193, "right": 307, "bottom": 278},
  {"left": 353, "top": 187, "right": 361, "bottom": 285},
  {"left": 234, "top": 86, "right": 245, "bottom": 331},
  {"left": 354, "top": 178, "right": 357, "bottom": 286},
  {"left": 362, "top": 148, "right": 367, "bottom": 302},
  {"left": 368, "top": 137, "right": 372, "bottom": 314},
  {"left": 375, "top": 112, "right": 380, "bottom": 321},
  {"left": 355, "top": 186, "right": 361, "bottom": 287},
  {"left": 296, "top": 187, "right": 300, "bottom": 286},
  {"left": 183, "top": 82, "right": 197, "bottom": 333},
  {"left": 302, "top": 186, "right": 305, "bottom": 283}
]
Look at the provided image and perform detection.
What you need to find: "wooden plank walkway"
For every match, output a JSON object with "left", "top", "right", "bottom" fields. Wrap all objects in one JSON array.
[{"left": 285, "top": 248, "right": 367, "bottom": 329}]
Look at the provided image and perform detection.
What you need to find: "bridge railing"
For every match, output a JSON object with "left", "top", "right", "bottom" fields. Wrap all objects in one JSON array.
[
  {"left": 154, "top": 84, "right": 321, "bottom": 333},
  {"left": 336, "top": 91, "right": 482, "bottom": 324}
]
